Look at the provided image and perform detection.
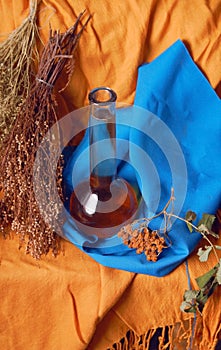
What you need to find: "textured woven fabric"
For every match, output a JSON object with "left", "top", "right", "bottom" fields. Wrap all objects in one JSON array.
[{"left": 0, "top": 1, "right": 221, "bottom": 349}]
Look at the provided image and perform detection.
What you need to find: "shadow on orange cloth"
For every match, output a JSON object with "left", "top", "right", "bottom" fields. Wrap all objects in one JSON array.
[{"left": 0, "top": 0, "right": 221, "bottom": 349}]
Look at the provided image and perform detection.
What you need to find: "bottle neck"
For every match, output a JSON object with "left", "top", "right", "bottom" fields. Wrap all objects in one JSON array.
[{"left": 88, "top": 87, "right": 117, "bottom": 196}]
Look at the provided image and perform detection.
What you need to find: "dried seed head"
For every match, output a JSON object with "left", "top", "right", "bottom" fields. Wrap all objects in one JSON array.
[
  {"left": 0, "top": 13, "right": 90, "bottom": 259},
  {"left": 118, "top": 223, "right": 167, "bottom": 262}
]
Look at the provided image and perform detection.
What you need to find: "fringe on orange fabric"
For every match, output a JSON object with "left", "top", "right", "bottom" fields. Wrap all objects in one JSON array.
[
  {"left": 194, "top": 316, "right": 221, "bottom": 350},
  {"left": 108, "top": 319, "right": 221, "bottom": 350}
]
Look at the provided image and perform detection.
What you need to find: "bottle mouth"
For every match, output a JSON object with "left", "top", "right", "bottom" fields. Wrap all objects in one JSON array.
[{"left": 88, "top": 87, "right": 117, "bottom": 105}]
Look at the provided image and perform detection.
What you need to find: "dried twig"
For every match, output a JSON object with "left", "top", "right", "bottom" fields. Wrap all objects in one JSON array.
[
  {"left": 0, "top": 0, "right": 39, "bottom": 147},
  {"left": 0, "top": 11, "right": 91, "bottom": 258}
]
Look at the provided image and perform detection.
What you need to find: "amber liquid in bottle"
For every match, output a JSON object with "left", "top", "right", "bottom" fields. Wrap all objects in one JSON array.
[{"left": 69, "top": 87, "right": 138, "bottom": 238}]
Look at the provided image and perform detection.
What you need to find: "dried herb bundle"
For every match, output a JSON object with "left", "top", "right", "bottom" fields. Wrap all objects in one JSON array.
[
  {"left": 0, "top": 11, "right": 90, "bottom": 258},
  {"left": 0, "top": 0, "right": 39, "bottom": 147}
]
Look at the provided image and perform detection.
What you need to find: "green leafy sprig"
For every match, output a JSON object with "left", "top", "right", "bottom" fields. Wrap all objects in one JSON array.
[
  {"left": 180, "top": 211, "right": 221, "bottom": 314},
  {"left": 118, "top": 188, "right": 221, "bottom": 314}
]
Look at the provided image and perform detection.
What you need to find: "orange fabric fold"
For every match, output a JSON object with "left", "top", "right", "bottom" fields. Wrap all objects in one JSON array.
[
  {"left": 0, "top": 233, "right": 135, "bottom": 349},
  {"left": 1, "top": 0, "right": 220, "bottom": 107},
  {"left": 0, "top": 1, "right": 221, "bottom": 349},
  {"left": 1, "top": 229, "right": 221, "bottom": 349}
]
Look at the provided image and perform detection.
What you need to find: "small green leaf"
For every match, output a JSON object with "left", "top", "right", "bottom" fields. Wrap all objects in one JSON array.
[
  {"left": 215, "top": 245, "right": 221, "bottom": 250},
  {"left": 186, "top": 222, "right": 193, "bottom": 232},
  {"left": 183, "top": 289, "right": 199, "bottom": 302},
  {"left": 197, "top": 213, "right": 216, "bottom": 231},
  {"left": 185, "top": 210, "right": 197, "bottom": 222},
  {"left": 185, "top": 210, "right": 197, "bottom": 232},
  {"left": 197, "top": 246, "right": 212, "bottom": 262},
  {"left": 195, "top": 269, "right": 219, "bottom": 312},
  {"left": 196, "top": 265, "right": 218, "bottom": 288},
  {"left": 180, "top": 300, "right": 196, "bottom": 313},
  {"left": 198, "top": 223, "right": 219, "bottom": 238},
  {"left": 216, "top": 262, "right": 221, "bottom": 285},
  {"left": 197, "top": 224, "right": 210, "bottom": 234},
  {"left": 180, "top": 289, "right": 199, "bottom": 313},
  {"left": 195, "top": 289, "right": 209, "bottom": 312}
]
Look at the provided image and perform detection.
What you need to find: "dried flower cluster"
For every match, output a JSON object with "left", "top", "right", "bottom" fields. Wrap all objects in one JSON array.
[
  {"left": 0, "top": 0, "right": 38, "bottom": 147},
  {"left": 118, "top": 226, "right": 167, "bottom": 262},
  {"left": 118, "top": 190, "right": 175, "bottom": 262},
  {"left": 0, "top": 11, "right": 91, "bottom": 258},
  {"left": 119, "top": 188, "right": 221, "bottom": 313}
]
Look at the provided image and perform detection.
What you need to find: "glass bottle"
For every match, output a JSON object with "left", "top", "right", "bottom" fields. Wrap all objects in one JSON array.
[{"left": 69, "top": 87, "right": 138, "bottom": 238}]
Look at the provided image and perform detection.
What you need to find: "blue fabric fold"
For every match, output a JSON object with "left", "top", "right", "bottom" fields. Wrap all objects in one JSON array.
[{"left": 62, "top": 39, "right": 221, "bottom": 276}]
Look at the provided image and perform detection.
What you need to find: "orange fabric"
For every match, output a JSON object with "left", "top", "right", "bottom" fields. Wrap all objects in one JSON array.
[
  {"left": 0, "top": 1, "right": 221, "bottom": 349},
  {"left": 1, "top": 0, "right": 220, "bottom": 107},
  {"left": 1, "top": 230, "right": 221, "bottom": 349}
]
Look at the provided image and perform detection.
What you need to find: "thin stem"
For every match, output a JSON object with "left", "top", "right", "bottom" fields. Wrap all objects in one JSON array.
[
  {"left": 126, "top": 187, "right": 220, "bottom": 264},
  {"left": 131, "top": 188, "right": 175, "bottom": 225},
  {"left": 167, "top": 213, "right": 220, "bottom": 263}
]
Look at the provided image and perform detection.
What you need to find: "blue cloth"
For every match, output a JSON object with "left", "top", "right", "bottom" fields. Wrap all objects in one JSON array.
[{"left": 62, "top": 40, "right": 221, "bottom": 276}]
